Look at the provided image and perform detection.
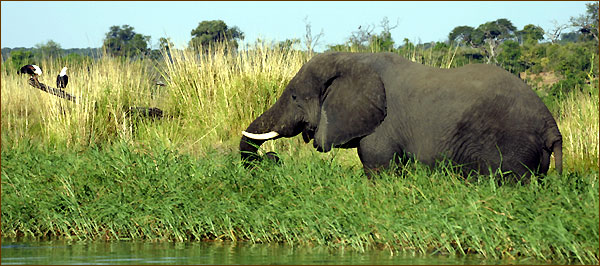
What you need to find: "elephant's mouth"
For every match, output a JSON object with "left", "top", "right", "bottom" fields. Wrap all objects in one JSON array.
[{"left": 302, "top": 128, "right": 315, "bottom": 143}]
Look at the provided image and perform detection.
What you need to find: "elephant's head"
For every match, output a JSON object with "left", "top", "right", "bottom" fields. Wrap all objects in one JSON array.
[{"left": 240, "top": 52, "right": 387, "bottom": 166}]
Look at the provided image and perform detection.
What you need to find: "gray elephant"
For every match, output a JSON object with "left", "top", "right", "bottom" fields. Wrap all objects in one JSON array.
[{"left": 240, "top": 52, "right": 562, "bottom": 180}]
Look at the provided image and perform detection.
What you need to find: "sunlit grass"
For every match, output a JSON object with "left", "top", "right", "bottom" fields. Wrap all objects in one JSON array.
[
  {"left": 1, "top": 42, "right": 598, "bottom": 264},
  {"left": 1, "top": 142, "right": 597, "bottom": 264},
  {"left": 554, "top": 90, "right": 599, "bottom": 172}
]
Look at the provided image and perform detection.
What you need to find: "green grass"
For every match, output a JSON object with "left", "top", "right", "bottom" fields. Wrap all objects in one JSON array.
[
  {"left": 1, "top": 141, "right": 598, "bottom": 264},
  {"left": 1, "top": 43, "right": 598, "bottom": 264}
]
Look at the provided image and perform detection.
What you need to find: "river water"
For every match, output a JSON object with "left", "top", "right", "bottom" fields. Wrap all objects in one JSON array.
[{"left": 1, "top": 239, "right": 546, "bottom": 265}]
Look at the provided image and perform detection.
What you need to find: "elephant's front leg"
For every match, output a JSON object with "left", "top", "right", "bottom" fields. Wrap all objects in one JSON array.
[{"left": 357, "top": 134, "right": 402, "bottom": 178}]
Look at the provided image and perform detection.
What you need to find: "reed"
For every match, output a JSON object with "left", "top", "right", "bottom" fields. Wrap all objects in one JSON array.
[
  {"left": 1, "top": 41, "right": 598, "bottom": 264},
  {"left": 1, "top": 141, "right": 597, "bottom": 264}
]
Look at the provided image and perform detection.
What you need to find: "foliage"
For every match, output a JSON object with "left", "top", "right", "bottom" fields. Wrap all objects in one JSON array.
[
  {"left": 448, "top": 26, "right": 476, "bottom": 46},
  {"left": 496, "top": 40, "right": 523, "bottom": 74},
  {"left": 189, "top": 20, "right": 244, "bottom": 53},
  {"left": 569, "top": 2, "right": 599, "bottom": 42},
  {"left": 517, "top": 24, "right": 545, "bottom": 44},
  {"left": 328, "top": 17, "right": 397, "bottom": 53},
  {"left": 102, "top": 25, "right": 151, "bottom": 58},
  {"left": 2, "top": 24, "right": 598, "bottom": 264},
  {"left": 275, "top": 38, "right": 301, "bottom": 52},
  {"left": 2, "top": 49, "right": 35, "bottom": 74},
  {"left": 158, "top": 37, "right": 174, "bottom": 51},
  {"left": 35, "top": 40, "right": 63, "bottom": 61},
  {"left": 1, "top": 140, "right": 598, "bottom": 264}
]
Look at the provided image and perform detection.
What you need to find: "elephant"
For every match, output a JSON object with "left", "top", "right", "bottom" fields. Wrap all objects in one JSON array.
[{"left": 240, "top": 52, "right": 563, "bottom": 180}]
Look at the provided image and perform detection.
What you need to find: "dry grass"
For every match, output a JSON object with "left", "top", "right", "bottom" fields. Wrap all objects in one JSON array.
[
  {"left": 1, "top": 42, "right": 597, "bottom": 173},
  {"left": 556, "top": 90, "right": 599, "bottom": 172}
]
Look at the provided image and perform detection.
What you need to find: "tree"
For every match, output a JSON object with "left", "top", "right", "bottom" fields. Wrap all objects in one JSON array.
[
  {"left": 102, "top": 25, "right": 151, "bottom": 57},
  {"left": 344, "top": 17, "right": 397, "bottom": 52},
  {"left": 348, "top": 24, "right": 375, "bottom": 48},
  {"left": 517, "top": 24, "right": 545, "bottom": 44},
  {"left": 157, "top": 37, "right": 175, "bottom": 59},
  {"left": 369, "top": 17, "right": 397, "bottom": 51},
  {"left": 159, "top": 37, "right": 174, "bottom": 51},
  {"left": 560, "top": 31, "right": 584, "bottom": 43},
  {"left": 3, "top": 49, "right": 34, "bottom": 74},
  {"left": 448, "top": 26, "right": 476, "bottom": 46},
  {"left": 570, "top": 2, "right": 598, "bottom": 42},
  {"left": 276, "top": 38, "right": 301, "bottom": 52},
  {"left": 545, "top": 20, "right": 571, "bottom": 44},
  {"left": 35, "top": 40, "right": 63, "bottom": 60},
  {"left": 189, "top": 20, "right": 244, "bottom": 52},
  {"left": 302, "top": 17, "right": 324, "bottom": 55},
  {"left": 475, "top": 18, "right": 517, "bottom": 63},
  {"left": 497, "top": 40, "right": 524, "bottom": 74}
]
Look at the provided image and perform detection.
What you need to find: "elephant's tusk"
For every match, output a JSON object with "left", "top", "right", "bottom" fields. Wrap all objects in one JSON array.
[{"left": 242, "top": 131, "right": 279, "bottom": 140}]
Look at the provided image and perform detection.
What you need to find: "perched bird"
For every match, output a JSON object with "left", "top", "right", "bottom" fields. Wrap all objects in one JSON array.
[
  {"left": 18, "top": 64, "right": 43, "bottom": 81},
  {"left": 56, "top": 67, "right": 69, "bottom": 89}
]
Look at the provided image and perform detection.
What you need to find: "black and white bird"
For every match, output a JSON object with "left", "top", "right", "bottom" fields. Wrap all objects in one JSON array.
[
  {"left": 56, "top": 67, "right": 69, "bottom": 89},
  {"left": 18, "top": 64, "right": 43, "bottom": 81}
]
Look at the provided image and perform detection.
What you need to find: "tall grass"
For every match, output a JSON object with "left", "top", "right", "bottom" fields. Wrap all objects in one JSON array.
[
  {"left": 159, "top": 43, "right": 309, "bottom": 154},
  {"left": 1, "top": 56, "right": 161, "bottom": 148},
  {"left": 1, "top": 42, "right": 598, "bottom": 263},
  {"left": 1, "top": 141, "right": 597, "bottom": 264},
  {"left": 2, "top": 42, "right": 595, "bottom": 169},
  {"left": 554, "top": 90, "right": 599, "bottom": 172}
]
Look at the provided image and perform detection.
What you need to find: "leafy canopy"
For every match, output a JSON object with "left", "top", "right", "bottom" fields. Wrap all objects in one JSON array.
[
  {"left": 102, "top": 25, "right": 151, "bottom": 57},
  {"left": 189, "top": 20, "right": 244, "bottom": 52}
]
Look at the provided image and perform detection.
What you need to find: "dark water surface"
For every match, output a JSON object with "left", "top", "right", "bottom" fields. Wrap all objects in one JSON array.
[{"left": 1, "top": 239, "right": 547, "bottom": 265}]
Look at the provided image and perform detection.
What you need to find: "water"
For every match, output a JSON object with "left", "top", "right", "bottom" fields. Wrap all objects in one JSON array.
[{"left": 1, "top": 239, "right": 544, "bottom": 265}]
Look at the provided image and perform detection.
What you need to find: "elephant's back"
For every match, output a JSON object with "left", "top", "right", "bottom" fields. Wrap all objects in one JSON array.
[{"left": 383, "top": 60, "right": 556, "bottom": 171}]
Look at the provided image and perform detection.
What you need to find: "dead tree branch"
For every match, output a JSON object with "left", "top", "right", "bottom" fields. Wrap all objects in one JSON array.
[
  {"left": 25, "top": 77, "right": 163, "bottom": 119},
  {"left": 27, "top": 78, "right": 78, "bottom": 103}
]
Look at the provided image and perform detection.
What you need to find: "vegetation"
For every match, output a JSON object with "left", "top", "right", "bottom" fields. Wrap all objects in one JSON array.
[
  {"left": 189, "top": 20, "right": 244, "bottom": 53},
  {"left": 2, "top": 140, "right": 598, "bottom": 264},
  {"left": 1, "top": 6, "right": 598, "bottom": 264},
  {"left": 102, "top": 25, "right": 152, "bottom": 58}
]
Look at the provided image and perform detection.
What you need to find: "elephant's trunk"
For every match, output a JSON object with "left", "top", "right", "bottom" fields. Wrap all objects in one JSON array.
[
  {"left": 240, "top": 106, "right": 283, "bottom": 167},
  {"left": 240, "top": 135, "right": 266, "bottom": 167},
  {"left": 240, "top": 89, "right": 306, "bottom": 167}
]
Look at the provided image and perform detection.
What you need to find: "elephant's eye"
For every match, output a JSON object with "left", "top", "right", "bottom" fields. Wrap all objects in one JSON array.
[{"left": 291, "top": 94, "right": 297, "bottom": 100}]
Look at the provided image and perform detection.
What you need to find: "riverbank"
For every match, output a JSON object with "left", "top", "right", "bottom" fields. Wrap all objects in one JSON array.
[
  {"left": 2, "top": 141, "right": 597, "bottom": 264},
  {"left": 2, "top": 44, "right": 598, "bottom": 264}
]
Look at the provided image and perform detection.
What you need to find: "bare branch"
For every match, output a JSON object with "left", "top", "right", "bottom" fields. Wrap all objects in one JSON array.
[
  {"left": 545, "top": 20, "right": 570, "bottom": 44},
  {"left": 27, "top": 78, "right": 78, "bottom": 103},
  {"left": 303, "top": 16, "right": 325, "bottom": 55},
  {"left": 25, "top": 77, "right": 163, "bottom": 119}
]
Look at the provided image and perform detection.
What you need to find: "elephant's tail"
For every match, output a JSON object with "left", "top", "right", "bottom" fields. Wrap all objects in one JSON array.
[{"left": 552, "top": 140, "right": 563, "bottom": 174}]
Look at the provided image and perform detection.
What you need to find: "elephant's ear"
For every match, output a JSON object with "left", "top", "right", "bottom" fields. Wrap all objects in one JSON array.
[{"left": 313, "top": 64, "right": 386, "bottom": 152}]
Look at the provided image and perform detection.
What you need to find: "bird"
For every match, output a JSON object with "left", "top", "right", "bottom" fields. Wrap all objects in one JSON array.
[
  {"left": 18, "top": 64, "right": 43, "bottom": 81},
  {"left": 56, "top": 67, "right": 69, "bottom": 89}
]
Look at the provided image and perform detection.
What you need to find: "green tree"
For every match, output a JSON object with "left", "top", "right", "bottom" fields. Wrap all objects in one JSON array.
[
  {"left": 497, "top": 40, "right": 524, "bottom": 74},
  {"left": 570, "top": 2, "right": 598, "bottom": 42},
  {"left": 475, "top": 18, "right": 517, "bottom": 63},
  {"left": 276, "top": 38, "right": 301, "bottom": 52},
  {"left": 448, "top": 25, "right": 476, "bottom": 46},
  {"left": 517, "top": 24, "right": 545, "bottom": 44},
  {"left": 3, "top": 50, "right": 35, "bottom": 74},
  {"left": 368, "top": 17, "right": 396, "bottom": 52},
  {"left": 156, "top": 37, "right": 175, "bottom": 60},
  {"left": 189, "top": 20, "right": 244, "bottom": 52},
  {"left": 35, "top": 40, "right": 63, "bottom": 60},
  {"left": 342, "top": 17, "right": 397, "bottom": 52},
  {"left": 102, "top": 25, "right": 151, "bottom": 57},
  {"left": 159, "top": 37, "right": 174, "bottom": 51}
]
